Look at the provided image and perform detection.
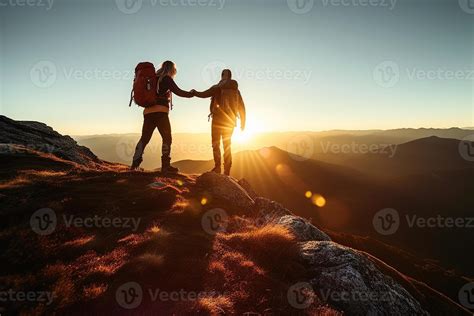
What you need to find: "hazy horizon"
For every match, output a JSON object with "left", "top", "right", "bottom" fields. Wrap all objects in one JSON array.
[{"left": 70, "top": 125, "right": 474, "bottom": 138}]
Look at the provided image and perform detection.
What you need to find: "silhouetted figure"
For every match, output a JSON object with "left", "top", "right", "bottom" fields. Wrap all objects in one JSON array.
[
  {"left": 131, "top": 61, "right": 194, "bottom": 172},
  {"left": 193, "top": 69, "right": 246, "bottom": 175}
]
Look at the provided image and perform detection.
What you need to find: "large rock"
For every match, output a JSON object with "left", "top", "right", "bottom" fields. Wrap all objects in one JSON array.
[
  {"left": 277, "top": 215, "right": 331, "bottom": 242},
  {"left": 237, "top": 178, "right": 258, "bottom": 199},
  {"left": 0, "top": 115, "right": 101, "bottom": 167},
  {"left": 253, "top": 197, "right": 293, "bottom": 221},
  {"left": 299, "top": 241, "right": 429, "bottom": 316},
  {"left": 196, "top": 172, "right": 254, "bottom": 211}
]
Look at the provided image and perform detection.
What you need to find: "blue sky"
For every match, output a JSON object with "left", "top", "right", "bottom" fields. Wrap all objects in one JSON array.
[{"left": 0, "top": 0, "right": 472, "bottom": 135}]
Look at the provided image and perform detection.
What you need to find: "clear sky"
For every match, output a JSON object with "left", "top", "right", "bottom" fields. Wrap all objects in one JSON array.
[{"left": 0, "top": 0, "right": 472, "bottom": 135}]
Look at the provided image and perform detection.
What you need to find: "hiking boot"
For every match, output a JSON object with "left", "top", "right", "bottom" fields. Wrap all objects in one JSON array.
[
  {"left": 211, "top": 165, "right": 221, "bottom": 174},
  {"left": 161, "top": 165, "right": 179, "bottom": 174},
  {"left": 130, "top": 158, "right": 143, "bottom": 171}
]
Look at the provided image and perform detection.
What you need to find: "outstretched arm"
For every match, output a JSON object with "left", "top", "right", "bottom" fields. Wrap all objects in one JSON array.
[
  {"left": 194, "top": 86, "right": 218, "bottom": 98},
  {"left": 166, "top": 77, "right": 194, "bottom": 98}
]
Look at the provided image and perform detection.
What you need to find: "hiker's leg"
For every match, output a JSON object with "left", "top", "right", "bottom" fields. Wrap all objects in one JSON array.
[
  {"left": 222, "top": 125, "right": 234, "bottom": 175},
  {"left": 132, "top": 114, "right": 156, "bottom": 168},
  {"left": 157, "top": 113, "right": 173, "bottom": 168},
  {"left": 211, "top": 120, "right": 222, "bottom": 170}
]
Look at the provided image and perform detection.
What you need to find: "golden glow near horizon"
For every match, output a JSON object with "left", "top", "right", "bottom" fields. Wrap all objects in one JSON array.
[{"left": 232, "top": 119, "right": 262, "bottom": 144}]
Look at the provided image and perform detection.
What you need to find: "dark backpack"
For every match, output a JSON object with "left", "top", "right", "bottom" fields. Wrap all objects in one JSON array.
[
  {"left": 128, "top": 62, "right": 158, "bottom": 108},
  {"left": 218, "top": 88, "right": 240, "bottom": 117}
]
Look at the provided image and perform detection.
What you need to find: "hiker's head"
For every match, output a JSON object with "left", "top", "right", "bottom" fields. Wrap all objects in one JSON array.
[
  {"left": 158, "top": 60, "right": 177, "bottom": 78},
  {"left": 221, "top": 69, "right": 232, "bottom": 80}
]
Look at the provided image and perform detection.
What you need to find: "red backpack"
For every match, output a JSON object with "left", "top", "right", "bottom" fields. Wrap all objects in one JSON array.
[{"left": 128, "top": 62, "right": 158, "bottom": 108}]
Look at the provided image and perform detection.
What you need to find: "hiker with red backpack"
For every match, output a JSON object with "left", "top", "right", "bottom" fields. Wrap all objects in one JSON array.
[
  {"left": 192, "top": 69, "right": 246, "bottom": 176},
  {"left": 129, "top": 60, "right": 194, "bottom": 172}
]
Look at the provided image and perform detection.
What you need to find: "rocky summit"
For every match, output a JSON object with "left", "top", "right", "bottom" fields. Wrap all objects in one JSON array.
[{"left": 0, "top": 116, "right": 469, "bottom": 315}]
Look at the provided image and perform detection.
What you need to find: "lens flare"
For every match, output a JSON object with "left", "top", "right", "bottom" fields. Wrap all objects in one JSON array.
[{"left": 311, "top": 194, "right": 326, "bottom": 207}]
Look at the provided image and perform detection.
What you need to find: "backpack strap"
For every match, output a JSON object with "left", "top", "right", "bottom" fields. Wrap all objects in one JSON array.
[{"left": 128, "top": 89, "right": 134, "bottom": 107}]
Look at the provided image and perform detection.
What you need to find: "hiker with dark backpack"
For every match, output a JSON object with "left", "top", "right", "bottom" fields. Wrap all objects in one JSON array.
[
  {"left": 192, "top": 69, "right": 246, "bottom": 176},
  {"left": 129, "top": 60, "right": 194, "bottom": 172}
]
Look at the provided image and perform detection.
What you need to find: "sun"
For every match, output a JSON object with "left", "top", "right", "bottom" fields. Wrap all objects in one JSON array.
[{"left": 232, "top": 121, "right": 258, "bottom": 143}]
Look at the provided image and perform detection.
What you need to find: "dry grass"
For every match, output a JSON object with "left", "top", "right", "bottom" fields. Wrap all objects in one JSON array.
[{"left": 1, "top": 170, "right": 342, "bottom": 315}]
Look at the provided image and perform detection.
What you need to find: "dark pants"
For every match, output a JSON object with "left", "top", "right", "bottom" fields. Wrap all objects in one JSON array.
[
  {"left": 212, "top": 118, "right": 234, "bottom": 172},
  {"left": 132, "top": 112, "right": 172, "bottom": 167}
]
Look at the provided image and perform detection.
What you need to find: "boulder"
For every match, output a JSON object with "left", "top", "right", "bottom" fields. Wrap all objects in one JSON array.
[
  {"left": 0, "top": 115, "right": 100, "bottom": 167},
  {"left": 299, "top": 241, "right": 429, "bottom": 316},
  {"left": 277, "top": 215, "right": 331, "bottom": 242},
  {"left": 253, "top": 197, "right": 293, "bottom": 222},
  {"left": 237, "top": 178, "right": 258, "bottom": 199},
  {"left": 196, "top": 172, "right": 254, "bottom": 211}
]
